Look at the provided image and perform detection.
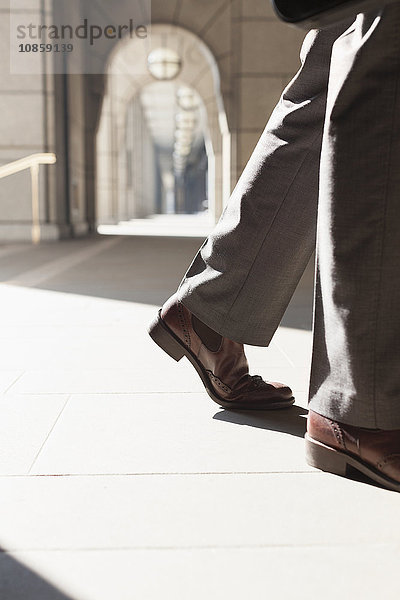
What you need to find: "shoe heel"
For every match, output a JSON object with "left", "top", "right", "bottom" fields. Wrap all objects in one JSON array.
[
  {"left": 305, "top": 434, "right": 348, "bottom": 476},
  {"left": 148, "top": 312, "right": 185, "bottom": 362}
]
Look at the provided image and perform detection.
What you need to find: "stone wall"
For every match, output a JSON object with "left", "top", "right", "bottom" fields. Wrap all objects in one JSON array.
[
  {"left": 0, "top": 0, "right": 57, "bottom": 240},
  {"left": 0, "top": 0, "right": 305, "bottom": 240}
]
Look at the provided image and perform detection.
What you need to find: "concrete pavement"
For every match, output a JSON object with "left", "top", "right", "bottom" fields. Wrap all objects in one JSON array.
[{"left": 0, "top": 226, "right": 398, "bottom": 600}]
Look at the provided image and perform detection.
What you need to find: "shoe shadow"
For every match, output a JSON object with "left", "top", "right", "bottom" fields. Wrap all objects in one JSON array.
[
  {"left": 213, "top": 405, "right": 308, "bottom": 438},
  {"left": 343, "top": 465, "right": 390, "bottom": 490},
  {"left": 214, "top": 407, "right": 395, "bottom": 492}
]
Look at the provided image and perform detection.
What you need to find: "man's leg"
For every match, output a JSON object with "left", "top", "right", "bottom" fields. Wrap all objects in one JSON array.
[
  {"left": 178, "top": 24, "right": 347, "bottom": 347},
  {"left": 309, "top": 5, "right": 400, "bottom": 430},
  {"left": 307, "top": 5, "right": 400, "bottom": 491},
  {"left": 149, "top": 22, "right": 348, "bottom": 410}
]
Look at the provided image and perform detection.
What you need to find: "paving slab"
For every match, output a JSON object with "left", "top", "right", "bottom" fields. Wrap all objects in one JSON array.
[
  {"left": 0, "top": 394, "right": 68, "bottom": 475},
  {"left": 0, "top": 370, "right": 22, "bottom": 394},
  {"left": 30, "top": 394, "right": 310, "bottom": 475},
  {"left": 0, "top": 474, "right": 397, "bottom": 552},
  {"left": 1, "top": 545, "right": 399, "bottom": 600}
]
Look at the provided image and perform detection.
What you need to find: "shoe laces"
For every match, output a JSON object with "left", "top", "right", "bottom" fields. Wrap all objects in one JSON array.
[{"left": 247, "top": 374, "right": 265, "bottom": 389}]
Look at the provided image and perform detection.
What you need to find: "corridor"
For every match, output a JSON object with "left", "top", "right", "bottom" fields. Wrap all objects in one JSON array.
[{"left": 0, "top": 233, "right": 398, "bottom": 600}]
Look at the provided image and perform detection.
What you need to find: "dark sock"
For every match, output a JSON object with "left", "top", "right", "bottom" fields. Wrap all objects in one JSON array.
[{"left": 192, "top": 315, "right": 222, "bottom": 352}]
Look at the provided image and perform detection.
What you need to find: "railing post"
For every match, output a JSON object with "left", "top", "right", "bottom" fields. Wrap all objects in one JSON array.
[
  {"left": 30, "top": 162, "right": 40, "bottom": 244},
  {"left": 0, "top": 153, "right": 55, "bottom": 244}
]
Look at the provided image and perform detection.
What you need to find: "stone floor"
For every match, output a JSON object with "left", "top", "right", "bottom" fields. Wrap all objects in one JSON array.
[{"left": 0, "top": 227, "right": 398, "bottom": 599}]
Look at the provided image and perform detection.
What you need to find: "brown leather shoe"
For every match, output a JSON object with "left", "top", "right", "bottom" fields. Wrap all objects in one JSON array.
[
  {"left": 306, "top": 410, "right": 400, "bottom": 491},
  {"left": 148, "top": 295, "right": 294, "bottom": 410}
]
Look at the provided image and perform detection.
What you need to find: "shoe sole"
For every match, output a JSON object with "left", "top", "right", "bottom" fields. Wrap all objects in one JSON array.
[
  {"left": 305, "top": 433, "right": 400, "bottom": 492},
  {"left": 148, "top": 310, "right": 295, "bottom": 410}
]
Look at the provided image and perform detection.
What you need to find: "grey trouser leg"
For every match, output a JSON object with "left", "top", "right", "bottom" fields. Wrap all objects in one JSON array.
[
  {"left": 178, "top": 24, "right": 346, "bottom": 346},
  {"left": 309, "top": 5, "right": 400, "bottom": 429}
]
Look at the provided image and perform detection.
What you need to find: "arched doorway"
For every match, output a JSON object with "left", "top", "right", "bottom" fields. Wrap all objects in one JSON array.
[{"left": 95, "top": 24, "right": 231, "bottom": 232}]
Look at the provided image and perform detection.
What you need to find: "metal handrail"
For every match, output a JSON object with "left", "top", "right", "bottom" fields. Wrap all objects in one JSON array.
[{"left": 0, "top": 153, "right": 56, "bottom": 244}]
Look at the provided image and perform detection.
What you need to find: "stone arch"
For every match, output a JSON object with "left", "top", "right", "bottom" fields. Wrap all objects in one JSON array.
[{"left": 96, "top": 24, "right": 231, "bottom": 227}]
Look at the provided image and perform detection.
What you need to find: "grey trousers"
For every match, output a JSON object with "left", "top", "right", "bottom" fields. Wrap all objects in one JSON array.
[{"left": 177, "top": 4, "right": 400, "bottom": 429}]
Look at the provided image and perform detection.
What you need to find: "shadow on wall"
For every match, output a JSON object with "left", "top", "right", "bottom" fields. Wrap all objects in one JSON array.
[{"left": 0, "top": 550, "right": 74, "bottom": 600}]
